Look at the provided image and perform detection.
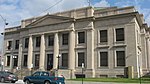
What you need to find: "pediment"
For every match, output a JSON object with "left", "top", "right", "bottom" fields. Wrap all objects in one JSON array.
[{"left": 27, "top": 14, "right": 74, "bottom": 27}]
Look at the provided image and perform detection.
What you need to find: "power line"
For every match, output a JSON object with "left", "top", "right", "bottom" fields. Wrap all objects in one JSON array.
[{"left": 39, "top": 0, "right": 63, "bottom": 15}]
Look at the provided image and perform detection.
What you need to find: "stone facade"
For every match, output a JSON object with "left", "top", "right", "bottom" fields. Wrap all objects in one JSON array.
[{"left": 2, "top": 6, "right": 150, "bottom": 79}]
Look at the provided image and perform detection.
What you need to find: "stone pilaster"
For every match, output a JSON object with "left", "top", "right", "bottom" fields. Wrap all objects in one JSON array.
[
  {"left": 28, "top": 35, "right": 33, "bottom": 70},
  {"left": 18, "top": 38, "right": 23, "bottom": 69},
  {"left": 86, "top": 24, "right": 95, "bottom": 78},
  {"left": 53, "top": 33, "right": 59, "bottom": 69},
  {"left": 39, "top": 34, "right": 45, "bottom": 70}
]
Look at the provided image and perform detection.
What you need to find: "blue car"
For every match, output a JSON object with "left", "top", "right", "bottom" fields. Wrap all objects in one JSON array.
[{"left": 23, "top": 71, "right": 65, "bottom": 84}]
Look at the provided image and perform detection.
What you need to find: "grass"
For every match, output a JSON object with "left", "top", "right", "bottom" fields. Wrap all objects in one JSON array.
[{"left": 69, "top": 77, "right": 150, "bottom": 83}]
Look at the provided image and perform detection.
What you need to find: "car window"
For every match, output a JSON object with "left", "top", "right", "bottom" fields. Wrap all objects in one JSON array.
[
  {"left": 33, "top": 72, "right": 40, "bottom": 76},
  {"left": 41, "top": 72, "right": 49, "bottom": 76},
  {"left": 6, "top": 72, "right": 14, "bottom": 74}
]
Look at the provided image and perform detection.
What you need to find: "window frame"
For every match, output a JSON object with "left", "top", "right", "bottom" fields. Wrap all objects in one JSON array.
[
  {"left": 25, "top": 38, "right": 29, "bottom": 48},
  {"left": 100, "top": 52, "right": 108, "bottom": 67},
  {"left": 78, "top": 31, "right": 85, "bottom": 44},
  {"left": 116, "top": 51, "right": 125, "bottom": 66},
  {"left": 116, "top": 28, "right": 125, "bottom": 41},
  {"left": 36, "top": 36, "right": 41, "bottom": 47},
  {"left": 100, "top": 30, "right": 108, "bottom": 43},
  {"left": 62, "top": 33, "right": 69, "bottom": 45},
  {"left": 61, "top": 53, "right": 68, "bottom": 68},
  {"left": 78, "top": 52, "right": 85, "bottom": 67},
  {"left": 48, "top": 35, "right": 54, "bottom": 46}
]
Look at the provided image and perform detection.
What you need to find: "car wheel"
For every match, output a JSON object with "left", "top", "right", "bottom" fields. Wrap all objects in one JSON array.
[
  {"left": 44, "top": 81, "right": 50, "bottom": 84},
  {"left": 1, "top": 78, "right": 5, "bottom": 83},
  {"left": 24, "top": 80, "right": 30, "bottom": 84}
]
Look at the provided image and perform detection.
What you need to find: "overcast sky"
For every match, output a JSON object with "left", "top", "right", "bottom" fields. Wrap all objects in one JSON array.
[{"left": 0, "top": 0, "right": 150, "bottom": 54}]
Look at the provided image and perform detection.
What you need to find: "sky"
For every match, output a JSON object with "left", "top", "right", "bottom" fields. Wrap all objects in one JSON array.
[{"left": 0, "top": 0, "right": 150, "bottom": 54}]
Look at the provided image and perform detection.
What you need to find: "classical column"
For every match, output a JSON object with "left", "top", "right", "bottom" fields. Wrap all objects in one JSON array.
[
  {"left": 69, "top": 30, "right": 75, "bottom": 70},
  {"left": 53, "top": 33, "right": 59, "bottom": 69},
  {"left": 39, "top": 34, "right": 45, "bottom": 70},
  {"left": 28, "top": 35, "right": 33, "bottom": 70}
]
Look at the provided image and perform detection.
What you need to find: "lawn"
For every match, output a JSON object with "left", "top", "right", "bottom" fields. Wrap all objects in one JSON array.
[{"left": 70, "top": 77, "right": 150, "bottom": 83}]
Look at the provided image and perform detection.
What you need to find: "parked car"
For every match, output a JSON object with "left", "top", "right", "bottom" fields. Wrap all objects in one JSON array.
[
  {"left": 0, "top": 71, "right": 18, "bottom": 83},
  {"left": 23, "top": 71, "right": 65, "bottom": 84}
]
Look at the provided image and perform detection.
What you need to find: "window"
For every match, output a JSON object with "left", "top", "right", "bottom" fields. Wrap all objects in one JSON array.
[
  {"left": 78, "top": 32, "right": 85, "bottom": 44},
  {"left": 15, "top": 40, "right": 19, "bottom": 49},
  {"left": 48, "top": 35, "right": 54, "bottom": 46},
  {"left": 47, "top": 54, "right": 53, "bottom": 70},
  {"left": 23, "top": 55, "right": 28, "bottom": 67},
  {"left": 62, "top": 33, "right": 69, "bottom": 45},
  {"left": 36, "top": 36, "right": 41, "bottom": 47},
  {"left": 61, "top": 53, "right": 68, "bottom": 68},
  {"left": 25, "top": 38, "right": 29, "bottom": 48},
  {"left": 100, "top": 52, "right": 108, "bottom": 67},
  {"left": 116, "top": 51, "right": 125, "bottom": 66},
  {"left": 116, "top": 28, "right": 124, "bottom": 41},
  {"left": 6, "top": 56, "right": 10, "bottom": 66},
  {"left": 78, "top": 52, "right": 85, "bottom": 67},
  {"left": 35, "top": 54, "right": 40, "bottom": 69},
  {"left": 13, "top": 56, "right": 18, "bottom": 67},
  {"left": 7, "top": 41, "right": 12, "bottom": 50},
  {"left": 100, "top": 30, "right": 107, "bottom": 42}
]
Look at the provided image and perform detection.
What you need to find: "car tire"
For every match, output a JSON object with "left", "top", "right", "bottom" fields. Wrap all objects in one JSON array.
[
  {"left": 44, "top": 81, "right": 50, "bottom": 84},
  {"left": 1, "top": 78, "right": 5, "bottom": 83},
  {"left": 24, "top": 80, "right": 30, "bottom": 84}
]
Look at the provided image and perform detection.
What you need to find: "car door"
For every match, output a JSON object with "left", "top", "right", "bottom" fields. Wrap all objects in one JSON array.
[
  {"left": 31, "top": 72, "right": 40, "bottom": 84},
  {"left": 36, "top": 72, "right": 49, "bottom": 84}
]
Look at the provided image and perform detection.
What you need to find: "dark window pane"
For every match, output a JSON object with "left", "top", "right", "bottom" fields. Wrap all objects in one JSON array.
[
  {"left": 117, "top": 51, "right": 125, "bottom": 66},
  {"left": 15, "top": 40, "right": 19, "bottom": 49},
  {"left": 35, "top": 54, "right": 40, "bottom": 69},
  {"left": 36, "top": 37, "right": 41, "bottom": 47},
  {"left": 48, "top": 35, "right": 54, "bottom": 46},
  {"left": 100, "top": 52, "right": 108, "bottom": 66},
  {"left": 25, "top": 38, "right": 29, "bottom": 48},
  {"left": 78, "top": 52, "right": 85, "bottom": 67},
  {"left": 13, "top": 56, "right": 18, "bottom": 67},
  {"left": 8, "top": 41, "right": 12, "bottom": 50},
  {"left": 23, "top": 55, "right": 28, "bottom": 67},
  {"left": 100, "top": 30, "right": 107, "bottom": 42},
  {"left": 62, "top": 33, "right": 69, "bottom": 45},
  {"left": 62, "top": 53, "right": 68, "bottom": 68},
  {"left": 7, "top": 56, "right": 10, "bottom": 66},
  {"left": 116, "top": 28, "right": 124, "bottom": 41},
  {"left": 78, "top": 32, "right": 85, "bottom": 44},
  {"left": 47, "top": 54, "right": 53, "bottom": 70}
]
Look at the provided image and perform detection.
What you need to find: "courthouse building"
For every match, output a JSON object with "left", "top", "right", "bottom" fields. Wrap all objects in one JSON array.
[{"left": 2, "top": 6, "right": 150, "bottom": 79}]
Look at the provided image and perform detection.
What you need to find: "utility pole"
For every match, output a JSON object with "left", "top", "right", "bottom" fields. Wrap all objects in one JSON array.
[
  {"left": 0, "top": 14, "right": 8, "bottom": 71},
  {"left": 87, "top": 0, "right": 91, "bottom": 6}
]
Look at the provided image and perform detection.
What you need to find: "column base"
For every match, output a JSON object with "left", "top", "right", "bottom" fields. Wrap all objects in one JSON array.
[
  {"left": 85, "top": 69, "right": 95, "bottom": 78},
  {"left": 55, "top": 69, "right": 75, "bottom": 79}
]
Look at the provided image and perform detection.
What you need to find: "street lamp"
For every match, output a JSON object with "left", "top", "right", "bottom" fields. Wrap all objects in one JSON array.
[
  {"left": 57, "top": 54, "right": 61, "bottom": 76},
  {"left": 57, "top": 54, "right": 61, "bottom": 70},
  {"left": 82, "top": 63, "right": 84, "bottom": 84}
]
